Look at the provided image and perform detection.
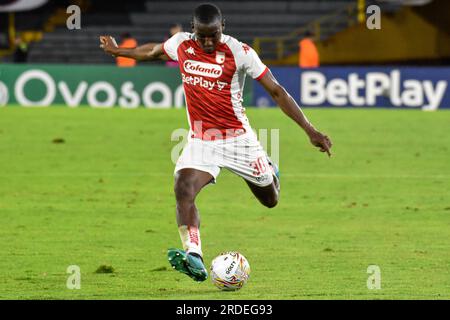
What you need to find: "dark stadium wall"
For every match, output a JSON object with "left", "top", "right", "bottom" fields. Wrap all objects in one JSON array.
[
  {"left": 412, "top": 0, "right": 450, "bottom": 37},
  {"left": 312, "top": 3, "right": 450, "bottom": 65}
]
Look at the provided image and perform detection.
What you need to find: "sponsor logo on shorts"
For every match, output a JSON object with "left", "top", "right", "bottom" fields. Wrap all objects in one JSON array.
[{"left": 255, "top": 175, "right": 269, "bottom": 183}]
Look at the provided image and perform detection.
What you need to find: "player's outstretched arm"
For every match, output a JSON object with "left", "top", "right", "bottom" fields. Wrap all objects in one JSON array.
[
  {"left": 99, "top": 36, "right": 168, "bottom": 61},
  {"left": 259, "top": 69, "right": 332, "bottom": 157}
]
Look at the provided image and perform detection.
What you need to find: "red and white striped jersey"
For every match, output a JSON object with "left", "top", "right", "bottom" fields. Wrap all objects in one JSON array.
[{"left": 163, "top": 32, "right": 269, "bottom": 140}]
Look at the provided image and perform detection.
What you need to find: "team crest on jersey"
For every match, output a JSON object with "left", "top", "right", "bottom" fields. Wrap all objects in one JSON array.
[{"left": 216, "top": 51, "right": 225, "bottom": 64}]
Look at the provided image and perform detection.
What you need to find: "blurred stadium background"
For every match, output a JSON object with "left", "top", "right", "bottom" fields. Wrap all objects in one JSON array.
[
  {"left": 1, "top": 0, "right": 449, "bottom": 65},
  {"left": 0, "top": 0, "right": 450, "bottom": 300},
  {"left": 0, "top": 0, "right": 449, "bottom": 109}
]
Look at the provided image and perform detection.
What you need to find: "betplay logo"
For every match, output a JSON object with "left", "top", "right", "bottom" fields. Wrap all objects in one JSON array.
[{"left": 301, "top": 70, "right": 448, "bottom": 110}]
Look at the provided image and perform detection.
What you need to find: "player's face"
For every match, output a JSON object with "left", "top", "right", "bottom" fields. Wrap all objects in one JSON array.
[{"left": 193, "top": 20, "right": 223, "bottom": 54}]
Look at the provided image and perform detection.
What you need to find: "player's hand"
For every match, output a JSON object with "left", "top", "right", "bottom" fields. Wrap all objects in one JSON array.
[
  {"left": 308, "top": 129, "right": 332, "bottom": 157},
  {"left": 99, "top": 35, "right": 118, "bottom": 56}
]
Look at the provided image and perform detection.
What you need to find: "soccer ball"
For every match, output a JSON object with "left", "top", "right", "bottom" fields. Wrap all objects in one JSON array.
[{"left": 210, "top": 251, "right": 250, "bottom": 291}]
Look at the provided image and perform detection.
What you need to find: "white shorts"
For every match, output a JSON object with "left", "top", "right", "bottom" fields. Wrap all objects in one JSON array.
[{"left": 174, "top": 131, "right": 274, "bottom": 187}]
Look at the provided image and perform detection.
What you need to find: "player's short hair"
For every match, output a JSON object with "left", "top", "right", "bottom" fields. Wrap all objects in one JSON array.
[{"left": 193, "top": 3, "right": 223, "bottom": 25}]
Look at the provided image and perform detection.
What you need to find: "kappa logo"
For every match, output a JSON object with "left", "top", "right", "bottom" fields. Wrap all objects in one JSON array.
[
  {"left": 185, "top": 47, "right": 195, "bottom": 55},
  {"left": 183, "top": 60, "right": 223, "bottom": 78},
  {"left": 242, "top": 44, "right": 251, "bottom": 54}
]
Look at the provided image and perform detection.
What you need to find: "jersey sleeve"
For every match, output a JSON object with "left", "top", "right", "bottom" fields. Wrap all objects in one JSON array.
[
  {"left": 239, "top": 44, "right": 269, "bottom": 80},
  {"left": 162, "top": 32, "right": 188, "bottom": 61}
]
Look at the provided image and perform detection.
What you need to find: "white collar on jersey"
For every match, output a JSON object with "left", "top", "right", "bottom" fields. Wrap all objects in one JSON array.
[{"left": 190, "top": 33, "right": 227, "bottom": 44}]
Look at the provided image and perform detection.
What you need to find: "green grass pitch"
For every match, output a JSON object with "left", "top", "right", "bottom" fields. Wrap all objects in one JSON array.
[{"left": 0, "top": 106, "right": 449, "bottom": 299}]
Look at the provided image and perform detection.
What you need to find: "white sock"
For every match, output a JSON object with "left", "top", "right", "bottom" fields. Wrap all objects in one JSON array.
[{"left": 178, "top": 225, "right": 203, "bottom": 257}]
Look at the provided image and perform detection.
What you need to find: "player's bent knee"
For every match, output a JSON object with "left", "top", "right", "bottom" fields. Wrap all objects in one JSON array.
[{"left": 174, "top": 177, "right": 196, "bottom": 202}]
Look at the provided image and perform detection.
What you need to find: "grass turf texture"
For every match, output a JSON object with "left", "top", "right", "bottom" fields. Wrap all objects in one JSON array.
[{"left": 0, "top": 106, "right": 449, "bottom": 300}]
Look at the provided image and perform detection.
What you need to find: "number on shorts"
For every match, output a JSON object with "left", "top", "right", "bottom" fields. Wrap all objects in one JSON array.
[{"left": 250, "top": 157, "right": 267, "bottom": 176}]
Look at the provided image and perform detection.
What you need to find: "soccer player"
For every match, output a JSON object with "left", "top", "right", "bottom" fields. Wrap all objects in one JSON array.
[{"left": 100, "top": 3, "right": 332, "bottom": 282}]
